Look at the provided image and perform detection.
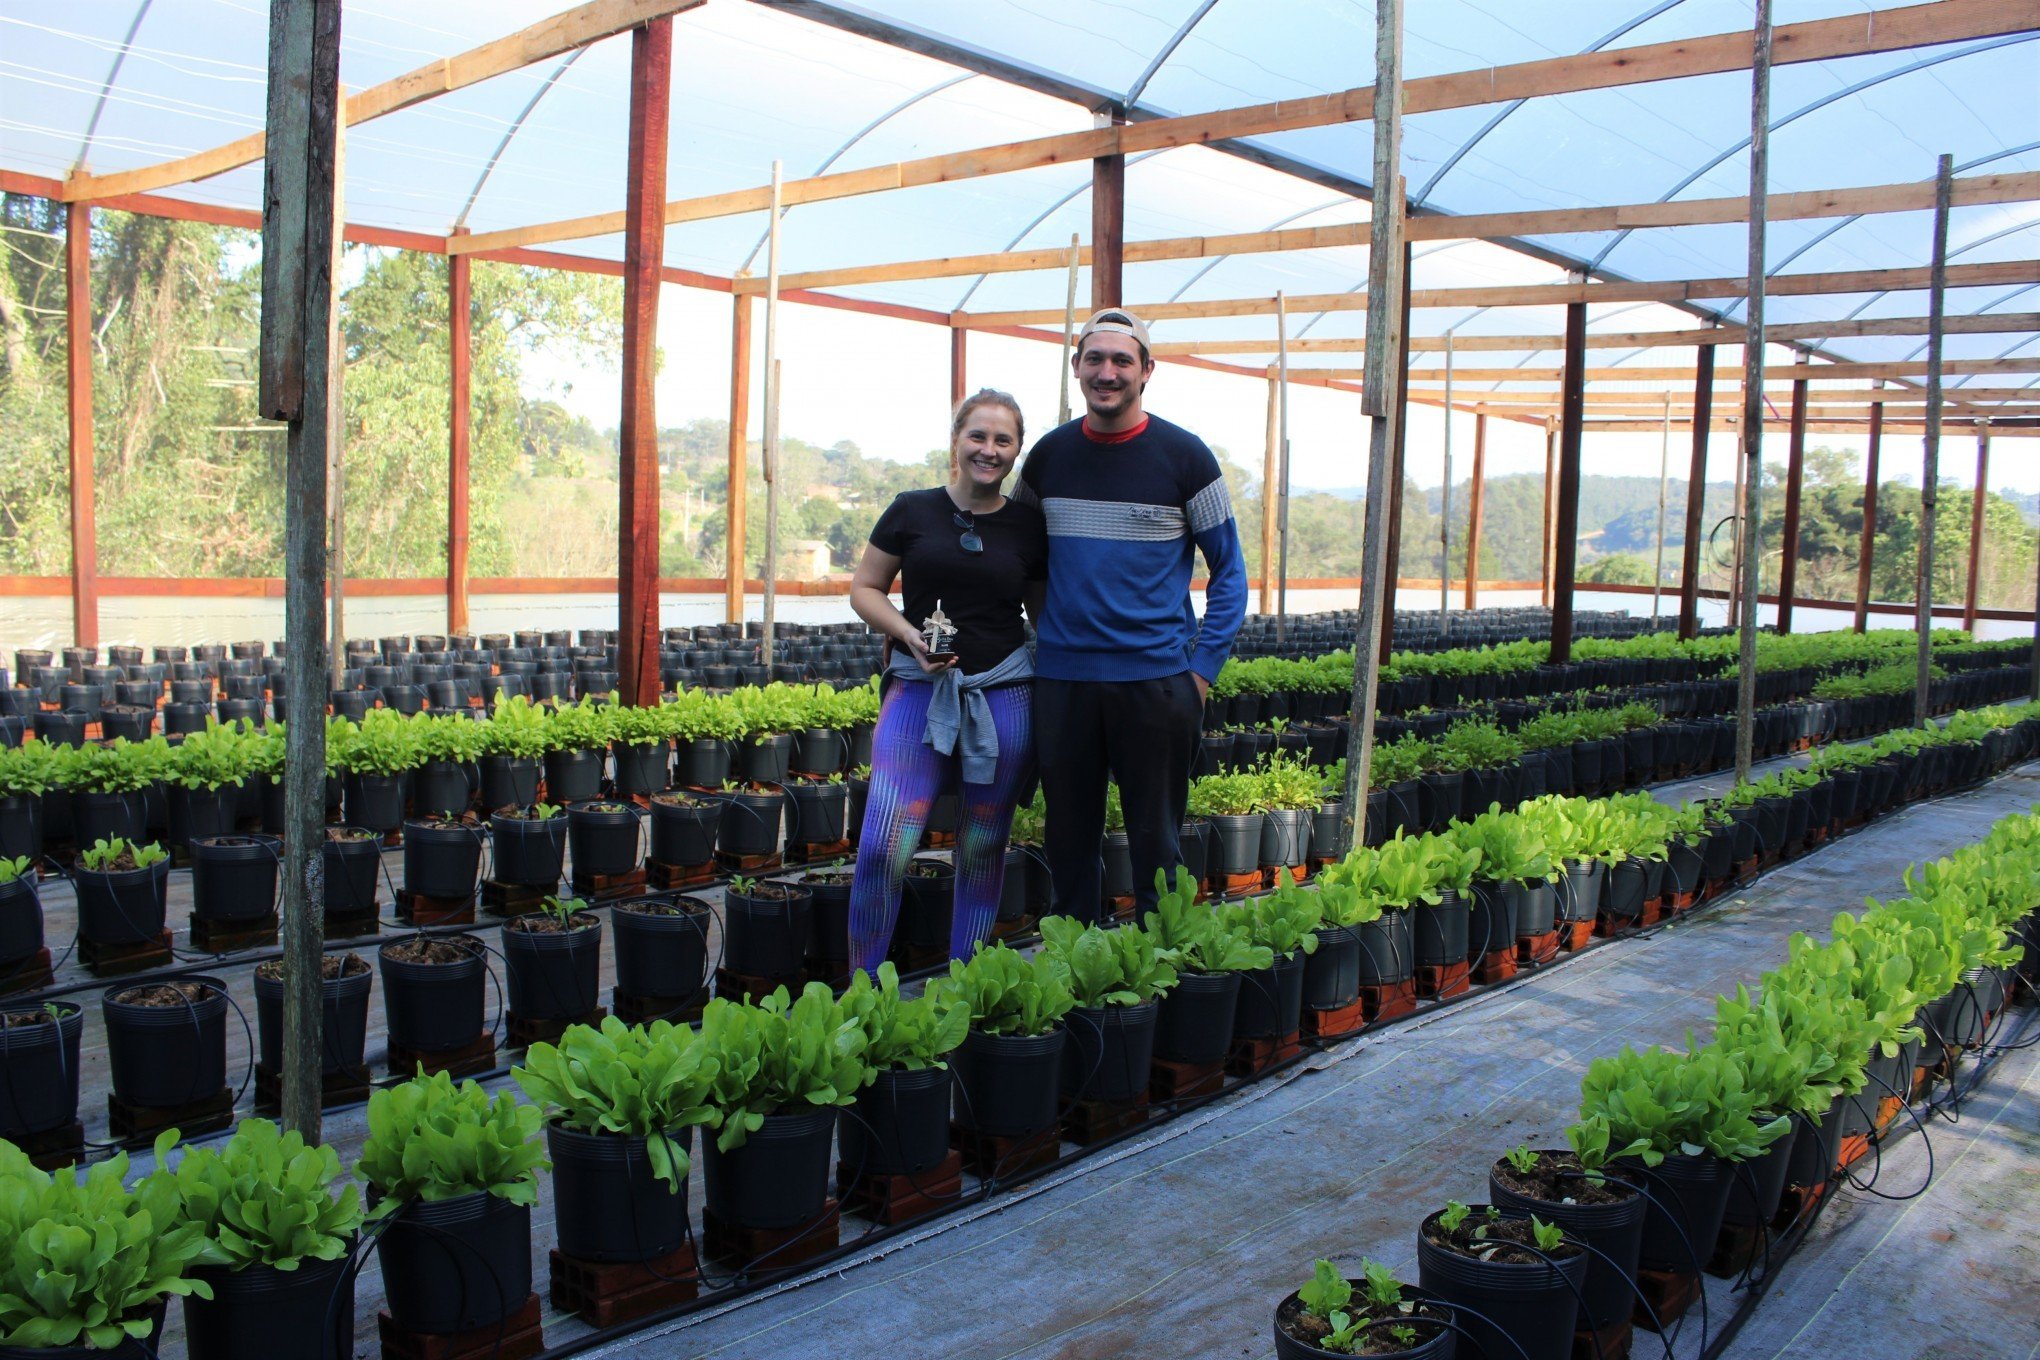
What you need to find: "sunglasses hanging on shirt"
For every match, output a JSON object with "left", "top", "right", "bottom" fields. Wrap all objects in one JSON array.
[{"left": 953, "top": 509, "right": 984, "bottom": 554}]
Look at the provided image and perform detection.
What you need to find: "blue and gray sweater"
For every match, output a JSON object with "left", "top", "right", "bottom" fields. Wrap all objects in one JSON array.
[{"left": 1012, "top": 413, "right": 1248, "bottom": 684}]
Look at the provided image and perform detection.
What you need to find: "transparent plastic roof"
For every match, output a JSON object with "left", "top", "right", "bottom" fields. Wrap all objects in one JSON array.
[{"left": 3, "top": 0, "right": 2035, "bottom": 387}]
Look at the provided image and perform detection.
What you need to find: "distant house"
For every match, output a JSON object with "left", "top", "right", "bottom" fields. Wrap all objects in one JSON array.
[{"left": 789, "top": 539, "right": 833, "bottom": 580}]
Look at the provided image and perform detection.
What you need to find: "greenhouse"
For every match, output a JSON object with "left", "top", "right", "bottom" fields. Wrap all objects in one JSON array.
[{"left": 0, "top": 1, "right": 2035, "bottom": 1358}]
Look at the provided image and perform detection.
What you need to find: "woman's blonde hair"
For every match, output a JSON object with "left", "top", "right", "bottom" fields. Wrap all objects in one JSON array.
[{"left": 951, "top": 388, "right": 1025, "bottom": 447}]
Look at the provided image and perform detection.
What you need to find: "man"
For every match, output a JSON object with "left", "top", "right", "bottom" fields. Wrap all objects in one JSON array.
[{"left": 1014, "top": 308, "right": 1247, "bottom": 920}]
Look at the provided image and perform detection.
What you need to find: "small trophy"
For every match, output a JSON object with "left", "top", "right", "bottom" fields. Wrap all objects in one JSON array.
[{"left": 921, "top": 600, "right": 958, "bottom": 661}]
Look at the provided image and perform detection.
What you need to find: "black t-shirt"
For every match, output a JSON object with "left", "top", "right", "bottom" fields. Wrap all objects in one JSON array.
[{"left": 868, "top": 488, "right": 1047, "bottom": 674}]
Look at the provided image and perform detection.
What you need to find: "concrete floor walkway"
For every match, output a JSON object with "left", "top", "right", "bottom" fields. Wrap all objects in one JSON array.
[{"left": 592, "top": 767, "right": 2040, "bottom": 1360}]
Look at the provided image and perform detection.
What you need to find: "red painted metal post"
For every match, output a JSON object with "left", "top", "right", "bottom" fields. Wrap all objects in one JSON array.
[
  {"left": 447, "top": 248, "right": 472, "bottom": 635},
  {"left": 1964, "top": 424, "right": 1990, "bottom": 630},
  {"left": 617, "top": 18, "right": 672, "bottom": 708},
  {"left": 725, "top": 292, "right": 752, "bottom": 625},
  {"left": 1854, "top": 393, "right": 1883, "bottom": 632},
  {"left": 1677, "top": 347, "right": 1714, "bottom": 639},
  {"left": 65, "top": 202, "right": 97, "bottom": 647},
  {"left": 1462, "top": 413, "right": 1486, "bottom": 610},
  {"left": 1776, "top": 359, "right": 1809, "bottom": 632}
]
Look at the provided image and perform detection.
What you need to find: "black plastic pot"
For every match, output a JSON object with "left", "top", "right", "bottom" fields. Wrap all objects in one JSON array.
[
  {"left": 1302, "top": 924, "right": 1361, "bottom": 1011},
  {"left": 75, "top": 856, "right": 170, "bottom": 945},
  {"left": 378, "top": 936, "right": 487, "bottom": 1054},
  {"left": 612, "top": 739, "right": 673, "bottom": 796},
  {"left": 1414, "top": 887, "right": 1470, "bottom": 966},
  {"left": 793, "top": 727, "right": 847, "bottom": 776},
  {"left": 611, "top": 896, "right": 712, "bottom": 1003},
  {"left": 183, "top": 1253, "right": 355, "bottom": 1360},
  {"left": 717, "top": 787, "right": 785, "bottom": 858},
  {"left": 1557, "top": 860, "right": 1602, "bottom": 923},
  {"left": 952, "top": 1025, "right": 1066, "bottom": 1139},
  {"left": 480, "top": 755, "right": 541, "bottom": 809},
  {"left": 723, "top": 880, "right": 812, "bottom": 980},
  {"left": 1272, "top": 1287, "right": 1455, "bottom": 1360},
  {"left": 842, "top": 1063, "right": 953, "bottom": 1178},
  {"left": 414, "top": 759, "right": 476, "bottom": 816},
  {"left": 567, "top": 802, "right": 642, "bottom": 878},
  {"left": 1468, "top": 880, "right": 1521, "bottom": 964},
  {"left": 102, "top": 976, "right": 228, "bottom": 1109},
  {"left": 900, "top": 861, "right": 957, "bottom": 953},
  {"left": 1616, "top": 1151, "right": 1734, "bottom": 1274},
  {"left": 673, "top": 738, "right": 731, "bottom": 790},
  {"left": 1206, "top": 812, "right": 1264, "bottom": 877},
  {"left": 1257, "top": 807, "right": 1312, "bottom": 870},
  {"left": 544, "top": 748, "right": 603, "bottom": 804},
  {"left": 1417, "top": 1207, "right": 1588, "bottom": 1360},
  {"left": 168, "top": 782, "right": 239, "bottom": 850},
  {"left": 1417, "top": 772, "right": 1463, "bottom": 832},
  {"left": 1153, "top": 969, "right": 1240, "bottom": 1064},
  {"left": 0, "top": 1000, "right": 82, "bottom": 1137},
  {"left": 1489, "top": 1160, "right": 1645, "bottom": 1337},
  {"left": 739, "top": 733, "right": 794, "bottom": 785},
  {"left": 0, "top": 794, "right": 39, "bottom": 865},
  {"left": 549, "top": 1122, "right": 691, "bottom": 1262},
  {"left": 1721, "top": 1118, "right": 1797, "bottom": 1227},
  {"left": 648, "top": 795, "right": 718, "bottom": 866},
  {"left": 377, "top": 1192, "right": 531, "bottom": 1335},
  {"left": 190, "top": 834, "right": 280, "bottom": 924},
  {"left": 502, "top": 915, "right": 602, "bottom": 1022},
  {"left": 488, "top": 812, "right": 568, "bottom": 888},
  {"left": 1233, "top": 949, "right": 1306, "bottom": 1040},
  {"left": 72, "top": 789, "right": 149, "bottom": 850},
  {"left": 1785, "top": 1097, "right": 1845, "bottom": 1189},
  {"left": 1062, "top": 999, "right": 1158, "bottom": 1103},
  {"left": 323, "top": 831, "right": 381, "bottom": 923},
  {"left": 1602, "top": 857, "right": 1650, "bottom": 919},
  {"left": 787, "top": 779, "right": 849, "bottom": 848},
  {"left": 0, "top": 873, "right": 42, "bottom": 968},
  {"left": 403, "top": 819, "right": 484, "bottom": 900},
  {"left": 701, "top": 1106, "right": 836, "bottom": 1229},
  {"left": 341, "top": 772, "right": 405, "bottom": 834},
  {"left": 253, "top": 959, "right": 370, "bottom": 1076},
  {"left": 1354, "top": 911, "right": 1414, "bottom": 985}
]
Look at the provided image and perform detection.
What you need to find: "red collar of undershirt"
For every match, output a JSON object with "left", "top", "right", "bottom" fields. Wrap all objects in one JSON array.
[{"left": 1081, "top": 416, "right": 1149, "bottom": 445}]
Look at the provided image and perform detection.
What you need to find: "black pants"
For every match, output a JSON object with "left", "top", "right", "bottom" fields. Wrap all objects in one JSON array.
[{"left": 1034, "top": 673, "right": 1202, "bottom": 923}]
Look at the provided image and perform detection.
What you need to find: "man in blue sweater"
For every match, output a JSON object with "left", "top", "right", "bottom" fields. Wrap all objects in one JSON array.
[{"left": 1014, "top": 309, "right": 1248, "bottom": 920}]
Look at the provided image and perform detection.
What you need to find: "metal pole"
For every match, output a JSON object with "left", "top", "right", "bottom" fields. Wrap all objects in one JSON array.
[
  {"left": 1260, "top": 370, "right": 1278, "bottom": 616},
  {"left": 1277, "top": 291, "right": 1292, "bottom": 636},
  {"left": 1918, "top": 152, "right": 1953, "bottom": 725},
  {"left": 1677, "top": 346, "right": 1714, "bottom": 640},
  {"left": 1339, "top": 0, "right": 1403, "bottom": 857},
  {"left": 1550, "top": 299, "right": 1587, "bottom": 666},
  {"left": 761, "top": 160, "right": 782, "bottom": 672},
  {"left": 1776, "top": 354, "right": 1809, "bottom": 634},
  {"left": 1963, "top": 423, "right": 1990, "bottom": 631},
  {"left": 1059, "top": 233, "right": 1079, "bottom": 425},
  {"left": 1854, "top": 382, "right": 1883, "bottom": 632},
  {"left": 1440, "top": 331, "right": 1453, "bottom": 630},
  {"left": 1734, "top": 0, "right": 1772, "bottom": 786},
  {"left": 1652, "top": 391, "right": 1671, "bottom": 622}
]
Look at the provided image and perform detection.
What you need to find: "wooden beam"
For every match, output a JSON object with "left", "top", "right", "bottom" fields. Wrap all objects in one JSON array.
[
  {"left": 1463, "top": 413, "right": 1487, "bottom": 611},
  {"left": 459, "top": 0, "right": 2040, "bottom": 255},
  {"left": 64, "top": 203, "right": 96, "bottom": 649},
  {"left": 949, "top": 326, "right": 967, "bottom": 410},
  {"left": 1092, "top": 109, "right": 1126, "bottom": 310},
  {"left": 962, "top": 259, "right": 2040, "bottom": 327},
  {"left": 740, "top": 169, "right": 2040, "bottom": 295},
  {"left": 1777, "top": 359, "right": 1809, "bottom": 632},
  {"left": 726, "top": 293, "right": 753, "bottom": 624},
  {"left": 1964, "top": 424, "right": 1990, "bottom": 630},
  {"left": 1551, "top": 301, "right": 1588, "bottom": 665},
  {"left": 448, "top": 246, "right": 472, "bottom": 636},
  {"left": 1155, "top": 313, "right": 2040, "bottom": 355},
  {"left": 68, "top": 0, "right": 706, "bottom": 202},
  {"left": 1678, "top": 347, "right": 1714, "bottom": 640},
  {"left": 617, "top": 17, "right": 672, "bottom": 709},
  {"left": 1855, "top": 393, "right": 1884, "bottom": 633}
]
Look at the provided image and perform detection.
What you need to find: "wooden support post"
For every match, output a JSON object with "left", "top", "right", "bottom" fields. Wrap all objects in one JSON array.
[
  {"left": 64, "top": 202, "right": 96, "bottom": 649},
  {"left": 1540, "top": 420, "right": 1557, "bottom": 608},
  {"left": 1338, "top": 0, "right": 1404, "bottom": 855},
  {"left": 257, "top": 0, "right": 340, "bottom": 1141},
  {"left": 616, "top": 16, "right": 672, "bottom": 710},
  {"left": 1652, "top": 393, "right": 1672, "bottom": 621},
  {"left": 1463, "top": 413, "right": 1486, "bottom": 611},
  {"left": 1091, "top": 108, "right": 1126, "bottom": 309},
  {"left": 949, "top": 325, "right": 967, "bottom": 411},
  {"left": 761, "top": 163, "right": 783, "bottom": 671},
  {"left": 327, "top": 124, "right": 346, "bottom": 694},
  {"left": 1678, "top": 347, "right": 1714, "bottom": 639},
  {"left": 1919, "top": 152, "right": 1953, "bottom": 726},
  {"left": 1059, "top": 233, "right": 1079, "bottom": 425},
  {"left": 1854, "top": 390, "right": 1883, "bottom": 632},
  {"left": 1260, "top": 369, "right": 1279, "bottom": 615},
  {"left": 1777, "top": 356, "right": 1809, "bottom": 633},
  {"left": 1735, "top": 0, "right": 1773, "bottom": 786},
  {"left": 1439, "top": 332, "right": 1454, "bottom": 626},
  {"left": 725, "top": 292, "right": 752, "bottom": 624},
  {"left": 1276, "top": 293, "right": 1292, "bottom": 634},
  {"left": 1379, "top": 240, "right": 1412, "bottom": 669},
  {"left": 1549, "top": 299, "right": 1587, "bottom": 666},
  {"left": 447, "top": 246, "right": 471, "bottom": 636},
  {"left": 1963, "top": 424, "right": 1989, "bottom": 630}
]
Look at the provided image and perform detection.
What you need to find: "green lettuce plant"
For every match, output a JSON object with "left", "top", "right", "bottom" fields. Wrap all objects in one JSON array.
[
  {"left": 544, "top": 697, "right": 615, "bottom": 753},
  {"left": 1220, "top": 889, "right": 1322, "bottom": 956},
  {"left": 0, "top": 856, "right": 29, "bottom": 885},
  {"left": 1039, "top": 916, "right": 1178, "bottom": 1006},
  {"left": 78, "top": 836, "right": 168, "bottom": 872},
  {"left": 155, "top": 1120, "right": 362, "bottom": 1272},
  {"left": 839, "top": 962, "right": 970, "bottom": 1070},
  {"left": 0, "top": 740, "right": 62, "bottom": 799},
  {"left": 56, "top": 738, "right": 160, "bottom": 794},
  {"left": 696, "top": 982, "right": 873, "bottom": 1151},
  {"left": 513, "top": 1016, "right": 720, "bottom": 1192},
  {"left": 356, "top": 1071, "right": 548, "bottom": 1214},
  {"left": 330, "top": 708, "right": 419, "bottom": 777},
  {"left": 0, "top": 1141, "right": 213, "bottom": 1349},
  {"left": 1142, "top": 868, "right": 1272, "bottom": 973},
  {"left": 411, "top": 710, "right": 489, "bottom": 765},
  {"left": 608, "top": 703, "right": 671, "bottom": 747},
  {"left": 481, "top": 693, "right": 550, "bottom": 759},
  {"left": 169, "top": 721, "right": 257, "bottom": 791},
  {"left": 1575, "top": 1044, "right": 1791, "bottom": 1165},
  {"left": 927, "top": 943, "right": 1076, "bottom": 1037}
]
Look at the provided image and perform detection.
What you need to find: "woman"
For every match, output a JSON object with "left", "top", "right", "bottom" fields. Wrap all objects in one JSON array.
[{"left": 845, "top": 389, "right": 1045, "bottom": 974}]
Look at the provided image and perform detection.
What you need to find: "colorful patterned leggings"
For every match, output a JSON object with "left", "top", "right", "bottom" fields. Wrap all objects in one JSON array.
[{"left": 847, "top": 679, "right": 1034, "bottom": 975}]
